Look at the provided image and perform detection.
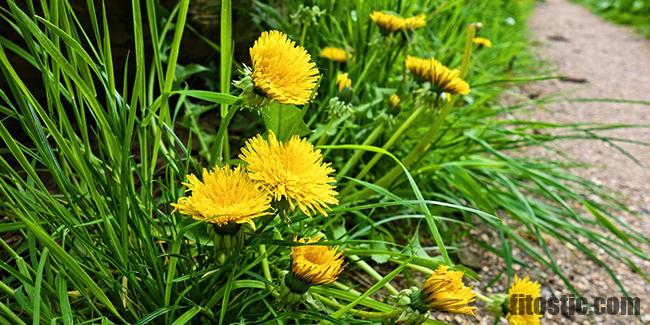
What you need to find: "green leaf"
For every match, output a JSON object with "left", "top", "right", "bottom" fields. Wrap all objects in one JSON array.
[
  {"left": 171, "top": 307, "right": 202, "bottom": 325},
  {"left": 325, "top": 257, "right": 413, "bottom": 321},
  {"left": 10, "top": 212, "right": 123, "bottom": 321},
  {"left": 370, "top": 233, "right": 390, "bottom": 264},
  {"left": 584, "top": 201, "right": 631, "bottom": 245},
  {"left": 261, "top": 102, "right": 310, "bottom": 141},
  {"left": 171, "top": 90, "right": 241, "bottom": 105},
  {"left": 175, "top": 64, "right": 210, "bottom": 83},
  {"left": 55, "top": 274, "right": 73, "bottom": 325}
]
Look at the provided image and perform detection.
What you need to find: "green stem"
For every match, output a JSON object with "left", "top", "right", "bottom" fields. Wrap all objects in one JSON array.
[
  {"left": 220, "top": 0, "right": 232, "bottom": 117},
  {"left": 345, "top": 98, "right": 454, "bottom": 202},
  {"left": 344, "top": 99, "right": 456, "bottom": 265},
  {"left": 312, "top": 293, "right": 402, "bottom": 319},
  {"left": 0, "top": 281, "right": 15, "bottom": 298},
  {"left": 322, "top": 127, "right": 346, "bottom": 158},
  {"left": 347, "top": 106, "right": 425, "bottom": 185},
  {"left": 459, "top": 24, "right": 476, "bottom": 78},
  {"left": 259, "top": 244, "right": 272, "bottom": 282},
  {"left": 0, "top": 301, "right": 26, "bottom": 325},
  {"left": 316, "top": 119, "right": 336, "bottom": 147},
  {"left": 349, "top": 255, "right": 399, "bottom": 295},
  {"left": 350, "top": 24, "right": 476, "bottom": 191},
  {"left": 332, "top": 281, "right": 362, "bottom": 296},
  {"left": 299, "top": 24, "right": 308, "bottom": 45},
  {"left": 220, "top": 0, "right": 233, "bottom": 161},
  {"left": 213, "top": 104, "right": 239, "bottom": 164},
  {"left": 475, "top": 292, "right": 494, "bottom": 304},
  {"left": 335, "top": 123, "right": 385, "bottom": 180}
]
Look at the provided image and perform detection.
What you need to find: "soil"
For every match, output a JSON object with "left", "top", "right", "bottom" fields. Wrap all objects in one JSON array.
[{"left": 457, "top": 0, "right": 650, "bottom": 324}]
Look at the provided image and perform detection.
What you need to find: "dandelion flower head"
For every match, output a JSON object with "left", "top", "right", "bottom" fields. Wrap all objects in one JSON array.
[
  {"left": 336, "top": 72, "right": 352, "bottom": 91},
  {"left": 320, "top": 46, "right": 350, "bottom": 63},
  {"left": 370, "top": 11, "right": 426, "bottom": 33},
  {"left": 389, "top": 94, "right": 401, "bottom": 107},
  {"left": 250, "top": 30, "right": 319, "bottom": 105},
  {"left": 473, "top": 37, "right": 493, "bottom": 48},
  {"left": 172, "top": 166, "right": 271, "bottom": 229},
  {"left": 507, "top": 275, "right": 542, "bottom": 325},
  {"left": 239, "top": 131, "right": 338, "bottom": 216},
  {"left": 419, "top": 265, "right": 477, "bottom": 315},
  {"left": 405, "top": 55, "right": 470, "bottom": 95},
  {"left": 291, "top": 236, "right": 345, "bottom": 286}
]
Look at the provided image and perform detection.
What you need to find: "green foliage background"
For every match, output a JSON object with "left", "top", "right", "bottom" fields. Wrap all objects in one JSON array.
[{"left": 575, "top": 0, "right": 650, "bottom": 37}]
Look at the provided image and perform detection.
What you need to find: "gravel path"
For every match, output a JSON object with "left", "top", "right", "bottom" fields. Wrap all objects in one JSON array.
[
  {"left": 529, "top": 0, "right": 650, "bottom": 203},
  {"left": 523, "top": 0, "right": 649, "bottom": 323},
  {"left": 464, "top": 1, "right": 650, "bottom": 324}
]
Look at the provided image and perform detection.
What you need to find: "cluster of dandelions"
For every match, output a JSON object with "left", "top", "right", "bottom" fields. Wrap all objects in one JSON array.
[{"left": 171, "top": 18, "right": 534, "bottom": 324}]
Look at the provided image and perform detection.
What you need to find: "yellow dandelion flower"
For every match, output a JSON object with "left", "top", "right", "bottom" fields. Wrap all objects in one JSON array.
[
  {"left": 290, "top": 236, "right": 345, "bottom": 287},
  {"left": 403, "top": 14, "right": 427, "bottom": 31},
  {"left": 336, "top": 73, "right": 352, "bottom": 91},
  {"left": 239, "top": 130, "right": 338, "bottom": 216},
  {"left": 507, "top": 275, "right": 542, "bottom": 325},
  {"left": 370, "top": 11, "right": 404, "bottom": 33},
  {"left": 405, "top": 56, "right": 433, "bottom": 79},
  {"left": 405, "top": 55, "right": 471, "bottom": 95},
  {"left": 370, "top": 11, "right": 426, "bottom": 33},
  {"left": 418, "top": 265, "right": 476, "bottom": 315},
  {"left": 473, "top": 37, "right": 493, "bottom": 48},
  {"left": 320, "top": 46, "right": 350, "bottom": 63},
  {"left": 171, "top": 166, "right": 271, "bottom": 229},
  {"left": 250, "top": 30, "right": 319, "bottom": 105},
  {"left": 389, "top": 94, "right": 401, "bottom": 108}
]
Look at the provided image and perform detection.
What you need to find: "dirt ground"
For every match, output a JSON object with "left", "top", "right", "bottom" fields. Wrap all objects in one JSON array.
[{"left": 459, "top": 0, "right": 650, "bottom": 324}]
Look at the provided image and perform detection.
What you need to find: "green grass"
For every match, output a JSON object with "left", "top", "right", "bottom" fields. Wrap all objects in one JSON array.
[
  {"left": 0, "top": 0, "right": 649, "bottom": 323},
  {"left": 574, "top": 0, "right": 650, "bottom": 37}
]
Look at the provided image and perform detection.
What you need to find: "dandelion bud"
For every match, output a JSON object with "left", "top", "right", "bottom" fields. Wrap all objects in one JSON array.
[
  {"left": 320, "top": 47, "right": 351, "bottom": 63},
  {"left": 410, "top": 265, "right": 476, "bottom": 315},
  {"left": 486, "top": 293, "right": 509, "bottom": 317},
  {"left": 473, "top": 37, "right": 493, "bottom": 48},
  {"left": 287, "top": 236, "right": 345, "bottom": 293},
  {"left": 336, "top": 73, "right": 352, "bottom": 92},
  {"left": 389, "top": 94, "right": 401, "bottom": 108}
]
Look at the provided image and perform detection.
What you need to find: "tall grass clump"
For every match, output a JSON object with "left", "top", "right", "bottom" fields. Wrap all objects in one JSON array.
[{"left": 0, "top": 0, "right": 648, "bottom": 324}]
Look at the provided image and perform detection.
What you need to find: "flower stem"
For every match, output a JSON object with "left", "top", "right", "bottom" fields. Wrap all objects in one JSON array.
[
  {"left": 312, "top": 292, "right": 402, "bottom": 319},
  {"left": 315, "top": 118, "right": 336, "bottom": 147},
  {"left": 346, "top": 105, "right": 425, "bottom": 185},
  {"left": 213, "top": 104, "right": 239, "bottom": 164},
  {"left": 459, "top": 23, "right": 477, "bottom": 78},
  {"left": 347, "top": 24, "right": 476, "bottom": 194},
  {"left": 344, "top": 99, "right": 455, "bottom": 266},
  {"left": 475, "top": 292, "right": 494, "bottom": 304},
  {"left": 259, "top": 244, "right": 272, "bottom": 282},
  {"left": 349, "top": 255, "right": 399, "bottom": 295},
  {"left": 345, "top": 97, "right": 454, "bottom": 202},
  {"left": 336, "top": 123, "right": 385, "bottom": 180},
  {"left": 217, "top": 0, "right": 232, "bottom": 163}
]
